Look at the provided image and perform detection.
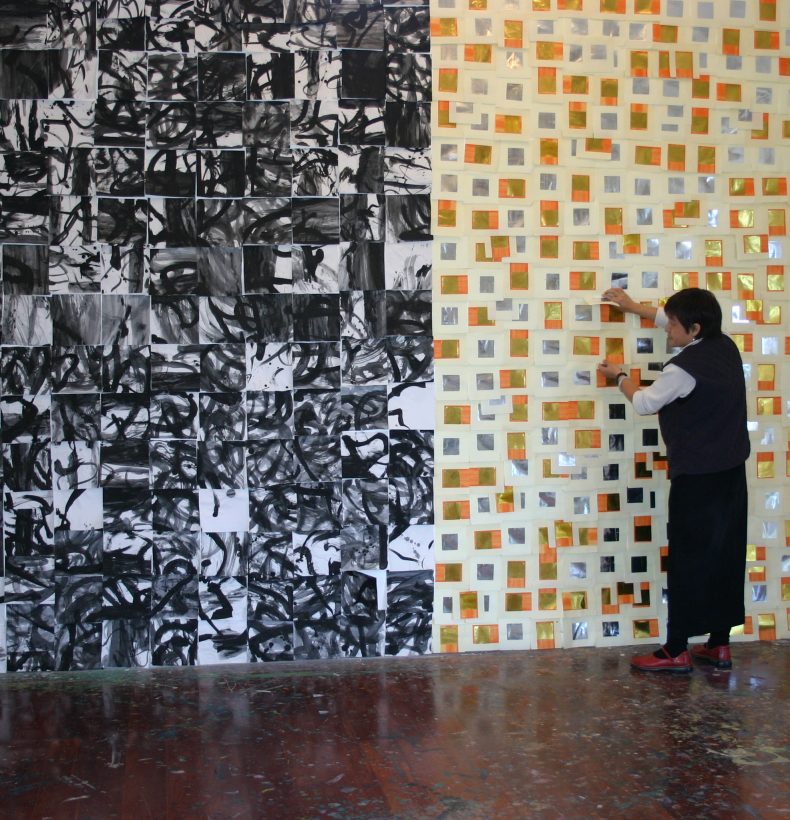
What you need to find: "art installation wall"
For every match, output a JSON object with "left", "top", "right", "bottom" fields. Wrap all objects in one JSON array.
[
  {"left": 0, "top": 0, "right": 434, "bottom": 672},
  {"left": 1, "top": 0, "right": 788, "bottom": 673},
  {"left": 432, "top": 0, "right": 790, "bottom": 653}
]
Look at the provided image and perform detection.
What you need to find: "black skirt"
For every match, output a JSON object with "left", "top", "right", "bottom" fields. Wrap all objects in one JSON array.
[{"left": 666, "top": 463, "right": 748, "bottom": 639}]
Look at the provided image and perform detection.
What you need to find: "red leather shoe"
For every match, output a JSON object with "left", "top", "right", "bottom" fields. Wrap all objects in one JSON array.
[
  {"left": 630, "top": 646, "right": 692, "bottom": 673},
  {"left": 690, "top": 643, "right": 732, "bottom": 669}
]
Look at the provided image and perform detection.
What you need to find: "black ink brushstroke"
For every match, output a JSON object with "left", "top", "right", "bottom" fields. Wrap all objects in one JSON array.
[
  {"left": 0, "top": 49, "right": 48, "bottom": 98},
  {"left": 386, "top": 53, "right": 431, "bottom": 103},
  {"left": 340, "top": 431, "right": 387, "bottom": 480},
  {"left": 145, "top": 150, "right": 197, "bottom": 197},
  {"left": 99, "top": 244, "right": 147, "bottom": 294},
  {"left": 149, "top": 392, "right": 198, "bottom": 438},
  {"left": 335, "top": 5, "right": 384, "bottom": 50},
  {"left": 198, "top": 441, "right": 247, "bottom": 489},
  {"left": 1, "top": 150, "right": 48, "bottom": 193},
  {"left": 388, "top": 430, "right": 433, "bottom": 478},
  {"left": 339, "top": 241, "right": 385, "bottom": 290},
  {"left": 1, "top": 244, "right": 48, "bottom": 294},
  {"left": 292, "top": 389, "right": 341, "bottom": 436},
  {"left": 197, "top": 247, "right": 242, "bottom": 295},
  {"left": 201, "top": 344, "right": 245, "bottom": 391},
  {"left": 200, "top": 532, "right": 248, "bottom": 578},
  {"left": 146, "top": 101, "right": 195, "bottom": 148},
  {"left": 150, "top": 440, "right": 198, "bottom": 489},
  {"left": 48, "top": 0, "right": 96, "bottom": 50},
  {"left": 151, "top": 296, "right": 199, "bottom": 343},
  {"left": 246, "top": 390, "right": 293, "bottom": 440},
  {"left": 387, "top": 335, "right": 433, "bottom": 383},
  {"left": 51, "top": 295, "right": 103, "bottom": 345},
  {"left": 148, "top": 247, "right": 198, "bottom": 295},
  {"left": 200, "top": 392, "right": 245, "bottom": 441},
  {"left": 0, "top": 346, "right": 50, "bottom": 395},
  {"left": 3, "top": 491, "right": 54, "bottom": 557},
  {"left": 97, "top": 17, "right": 147, "bottom": 50},
  {"left": 147, "top": 54, "right": 198, "bottom": 101},
  {"left": 2, "top": 441, "right": 52, "bottom": 490},
  {"left": 50, "top": 346, "right": 103, "bottom": 393},
  {"left": 338, "top": 145, "right": 383, "bottom": 193},
  {"left": 289, "top": 100, "right": 337, "bottom": 147},
  {"left": 102, "top": 295, "right": 150, "bottom": 345},
  {"left": 198, "top": 148, "right": 245, "bottom": 197},
  {"left": 292, "top": 293, "right": 339, "bottom": 341},
  {"left": 384, "top": 101, "right": 430, "bottom": 149},
  {"left": 198, "top": 52, "right": 247, "bottom": 101},
  {"left": 51, "top": 441, "right": 100, "bottom": 489},
  {"left": 292, "top": 148, "right": 336, "bottom": 196},
  {"left": 98, "top": 50, "right": 147, "bottom": 100},
  {"left": 148, "top": 196, "right": 196, "bottom": 246},
  {"left": 102, "top": 345, "right": 150, "bottom": 394},
  {"left": 195, "top": 101, "right": 243, "bottom": 147},
  {"left": 97, "top": 197, "right": 148, "bottom": 244},
  {"left": 48, "top": 244, "right": 102, "bottom": 293},
  {"left": 243, "top": 101, "right": 289, "bottom": 149},
  {"left": 95, "top": 99, "right": 147, "bottom": 146},
  {"left": 55, "top": 530, "right": 103, "bottom": 574},
  {"left": 293, "top": 530, "right": 340, "bottom": 575},
  {"left": 341, "top": 50, "right": 385, "bottom": 99},
  {"left": 1, "top": 396, "right": 50, "bottom": 442},
  {"left": 385, "top": 289, "right": 431, "bottom": 336},
  {"left": 384, "top": 7, "right": 430, "bottom": 54},
  {"left": 0, "top": 191, "right": 50, "bottom": 241},
  {"left": 147, "top": 17, "right": 195, "bottom": 54},
  {"left": 384, "top": 570, "right": 432, "bottom": 656},
  {"left": 150, "top": 344, "right": 201, "bottom": 391},
  {"left": 102, "top": 618, "right": 149, "bottom": 668},
  {"left": 153, "top": 490, "right": 200, "bottom": 533},
  {"left": 291, "top": 341, "right": 340, "bottom": 389},
  {"left": 342, "top": 338, "right": 390, "bottom": 385},
  {"left": 340, "top": 386, "right": 387, "bottom": 430},
  {"left": 340, "top": 524, "right": 385, "bottom": 570},
  {"left": 100, "top": 439, "right": 150, "bottom": 487},
  {"left": 51, "top": 394, "right": 100, "bottom": 442},
  {"left": 293, "top": 575, "right": 340, "bottom": 621},
  {"left": 342, "top": 477, "right": 388, "bottom": 526},
  {"left": 101, "top": 395, "right": 150, "bottom": 440},
  {"left": 248, "top": 485, "right": 297, "bottom": 533},
  {"left": 338, "top": 101, "right": 385, "bottom": 146},
  {"left": 248, "top": 51, "right": 294, "bottom": 100},
  {"left": 248, "top": 532, "right": 295, "bottom": 580},
  {"left": 154, "top": 531, "right": 200, "bottom": 577},
  {"left": 246, "top": 439, "right": 298, "bottom": 485},
  {"left": 47, "top": 49, "right": 97, "bottom": 100}
]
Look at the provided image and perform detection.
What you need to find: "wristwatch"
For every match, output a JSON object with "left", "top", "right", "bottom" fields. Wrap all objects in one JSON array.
[{"left": 616, "top": 371, "right": 627, "bottom": 384}]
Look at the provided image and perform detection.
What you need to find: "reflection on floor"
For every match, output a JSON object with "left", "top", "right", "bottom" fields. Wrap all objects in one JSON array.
[{"left": 0, "top": 641, "right": 788, "bottom": 818}]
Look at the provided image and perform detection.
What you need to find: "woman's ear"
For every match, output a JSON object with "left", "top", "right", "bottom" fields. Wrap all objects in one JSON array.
[{"left": 690, "top": 322, "right": 702, "bottom": 339}]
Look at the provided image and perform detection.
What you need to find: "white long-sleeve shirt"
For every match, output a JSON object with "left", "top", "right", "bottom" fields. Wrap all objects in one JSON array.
[{"left": 631, "top": 307, "right": 698, "bottom": 416}]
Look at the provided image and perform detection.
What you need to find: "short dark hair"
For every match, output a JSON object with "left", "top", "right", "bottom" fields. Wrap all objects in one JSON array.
[{"left": 664, "top": 287, "right": 722, "bottom": 338}]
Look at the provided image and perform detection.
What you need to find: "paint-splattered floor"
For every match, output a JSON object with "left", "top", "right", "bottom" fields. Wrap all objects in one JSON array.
[{"left": 0, "top": 641, "right": 788, "bottom": 819}]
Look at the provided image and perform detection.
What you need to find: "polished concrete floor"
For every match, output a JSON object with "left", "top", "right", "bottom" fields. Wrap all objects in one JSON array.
[{"left": 0, "top": 641, "right": 788, "bottom": 819}]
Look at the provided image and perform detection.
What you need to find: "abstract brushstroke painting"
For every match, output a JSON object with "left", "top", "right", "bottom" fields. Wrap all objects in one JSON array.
[{"left": 0, "top": 0, "right": 433, "bottom": 673}]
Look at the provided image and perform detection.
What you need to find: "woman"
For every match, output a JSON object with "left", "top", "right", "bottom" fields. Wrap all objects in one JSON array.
[{"left": 597, "top": 287, "right": 750, "bottom": 673}]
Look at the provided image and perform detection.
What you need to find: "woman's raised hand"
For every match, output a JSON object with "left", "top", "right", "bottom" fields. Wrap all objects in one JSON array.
[{"left": 602, "top": 287, "right": 638, "bottom": 313}]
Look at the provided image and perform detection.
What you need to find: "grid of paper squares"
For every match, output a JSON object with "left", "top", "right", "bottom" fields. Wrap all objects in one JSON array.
[{"left": 432, "top": 0, "right": 790, "bottom": 653}]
